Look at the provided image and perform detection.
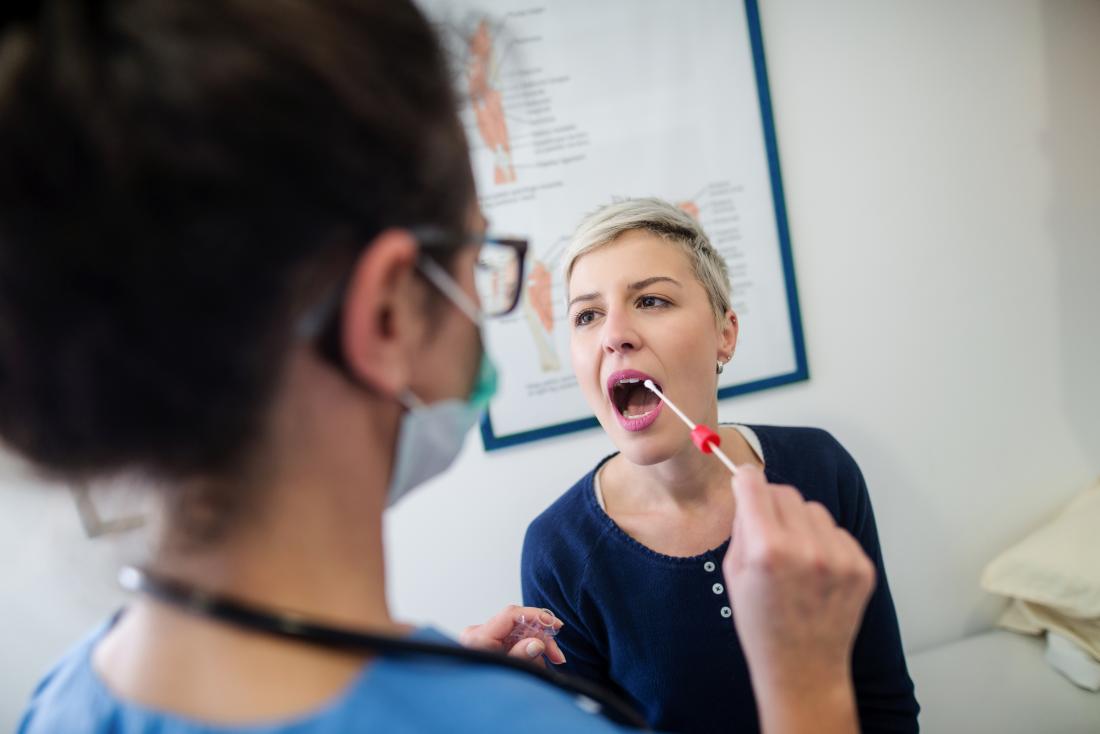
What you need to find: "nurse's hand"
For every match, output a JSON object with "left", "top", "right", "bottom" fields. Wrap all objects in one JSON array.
[
  {"left": 459, "top": 605, "right": 567, "bottom": 667},
  {"left": 723, "top": 465, "right": 875, "bottom": 734}
]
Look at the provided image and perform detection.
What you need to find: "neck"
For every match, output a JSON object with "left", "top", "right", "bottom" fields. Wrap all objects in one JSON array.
[
  {"left": 628, "top": 444, "right": 727, "bottom": 505},
  {"left": 148, "top": 354, "right": 403, "bottom": 635},
  {"left": 615, "top": 398, "right": 760, "bottom": 508},
  {"left": 93, "top": 350, "right": 411, "bottom": 722},
  {"left": 618, "top": 402, "right": 741, "bottom": 507},
  {"left": 152, "top": 478, "right": 395, "bottom": 632}
]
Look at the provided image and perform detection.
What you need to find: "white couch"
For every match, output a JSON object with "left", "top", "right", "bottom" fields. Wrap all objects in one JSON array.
[{"left": 908, "top": 629, "right": 1100, "bottom": 733}]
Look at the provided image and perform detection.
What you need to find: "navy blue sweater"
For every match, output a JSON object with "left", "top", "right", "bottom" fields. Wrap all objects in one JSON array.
[{"left": 522, "top": 425, "right": 919, "bottom": 734}]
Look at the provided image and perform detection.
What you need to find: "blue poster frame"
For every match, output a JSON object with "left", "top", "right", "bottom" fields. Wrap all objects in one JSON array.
[{"left": 480, "top": 0, "right": 808, "bottom": 451}]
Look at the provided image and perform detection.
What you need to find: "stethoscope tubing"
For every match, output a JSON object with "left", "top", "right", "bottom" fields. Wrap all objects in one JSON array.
[{"left": 120, "top": 566, "right": 649, "bottom": 730}]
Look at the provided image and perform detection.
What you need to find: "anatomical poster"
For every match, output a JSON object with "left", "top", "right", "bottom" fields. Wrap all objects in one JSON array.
[{"left": 424, "top": 0, "right": 807, "bottom": 449}]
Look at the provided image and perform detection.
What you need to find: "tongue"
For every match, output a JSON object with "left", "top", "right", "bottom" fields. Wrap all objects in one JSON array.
[{"left": 623, "top": 384, "right": 659, "bottom": 417}]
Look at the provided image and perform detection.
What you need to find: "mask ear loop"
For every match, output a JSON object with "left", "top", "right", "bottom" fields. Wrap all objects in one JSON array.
[
  {"left": 416, "top": 257, "right": 483, "bottom": 326},
  {"left": 296, "top": 280, "right": 345, "bottom": 342},
  {"left": 296, "top": 278, "right": 399, "bottom": 401},
  {"left": 295, "top": 252, "right": 484, "bottom": 405},
  {"left": 396, "top": 389, "right": 424, "bottom": 411}
]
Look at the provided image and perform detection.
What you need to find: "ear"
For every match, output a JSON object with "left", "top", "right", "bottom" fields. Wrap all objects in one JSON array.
[
  {"left": 718, "top": 308, "right": 739, "bottom": 363},
  {"left": 340, "top": 229, "right": 422, "bottom": 397}
]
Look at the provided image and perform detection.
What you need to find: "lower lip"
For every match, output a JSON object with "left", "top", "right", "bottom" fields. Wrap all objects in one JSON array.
[{"left": 613, "top": 400, "right": 664, "bottom": 432}]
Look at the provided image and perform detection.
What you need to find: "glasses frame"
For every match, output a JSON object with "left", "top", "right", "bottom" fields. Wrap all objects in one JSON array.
[
  {"left": 410, "top": 226, "right": 529, "bottom": 318},
  {"left": 296, "top": 225, "right": 530, "bottom": 376}
]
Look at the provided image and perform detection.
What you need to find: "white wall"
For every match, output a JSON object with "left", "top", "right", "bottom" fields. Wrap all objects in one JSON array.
[
  {"left": 2, "top": 0, "right": 1098, "bottom": 728},
  {"left": 389, "top": 0, "right": 1100, "bottom": 653},
  {"left": 0, "top": 454, "right": 131, "bottom": 728},
  {"left": 1045, "top": 0, "right": 1100, "bottom": 475}
]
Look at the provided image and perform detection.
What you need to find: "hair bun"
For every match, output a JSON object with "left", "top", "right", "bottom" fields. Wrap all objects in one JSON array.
[{"left": 2, "top": 0, "right": 44, "bottom": 29}]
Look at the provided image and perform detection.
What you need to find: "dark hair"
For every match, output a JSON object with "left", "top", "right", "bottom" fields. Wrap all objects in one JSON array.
[{"left": 0, "top": 1, "right": 474, "bottom": 486}]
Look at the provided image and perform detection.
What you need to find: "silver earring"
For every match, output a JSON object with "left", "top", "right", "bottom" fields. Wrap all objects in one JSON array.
[{"left": 716, "top": 360, "right": 725, "bottom": 375}]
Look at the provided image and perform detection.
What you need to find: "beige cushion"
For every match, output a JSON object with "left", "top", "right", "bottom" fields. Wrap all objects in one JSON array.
[
  {"left": 982, "top": 480, "right": 1100, "bottom": 618},
  {"left": 1000, "top": 598, "right": 1100, "bottom": 661}
]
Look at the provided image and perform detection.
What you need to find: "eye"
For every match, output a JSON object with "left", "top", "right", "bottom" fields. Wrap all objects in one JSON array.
[
  {"left": 637, "top": 295, "right": 671, "bottom": 309},
  {"left": 573, "top": 309, "right": 598, "bottom": 327}
]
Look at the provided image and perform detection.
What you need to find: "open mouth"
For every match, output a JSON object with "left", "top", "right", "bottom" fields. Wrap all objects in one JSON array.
[{"left": 606, "top": 370, "right": 663, "bottom": 429}]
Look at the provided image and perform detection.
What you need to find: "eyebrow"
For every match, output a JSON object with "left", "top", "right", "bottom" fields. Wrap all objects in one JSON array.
[{"left": 567, "top": 276, "right": 682, "bottom": 309}]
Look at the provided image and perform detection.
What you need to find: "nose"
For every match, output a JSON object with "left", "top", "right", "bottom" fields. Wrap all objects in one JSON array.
[{"left": 601, "top": 305, "right": 641, "bottom": 356}]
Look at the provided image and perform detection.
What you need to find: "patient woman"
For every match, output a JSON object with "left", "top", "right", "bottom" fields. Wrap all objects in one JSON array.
[{"left": 522, "top": 199, "right": 920, "bottom": 733}]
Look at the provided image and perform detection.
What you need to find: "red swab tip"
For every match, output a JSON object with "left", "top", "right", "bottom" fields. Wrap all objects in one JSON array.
[{"left": 691, "top": 425, "right": 720, "bottom": 454}]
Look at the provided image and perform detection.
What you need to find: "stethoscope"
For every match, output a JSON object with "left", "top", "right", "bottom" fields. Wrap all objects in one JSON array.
[{"left": 119, "top": 566, "right": 649, "bottom": 729}]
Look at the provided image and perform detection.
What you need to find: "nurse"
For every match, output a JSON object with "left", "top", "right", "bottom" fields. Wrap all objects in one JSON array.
[{"left": 3, "top": 2, "right": 872, "bottom": 733}]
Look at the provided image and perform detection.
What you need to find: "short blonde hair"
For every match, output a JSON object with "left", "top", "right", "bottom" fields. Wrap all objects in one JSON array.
[{"left": 564, "top": 198, "right": 732, "bottom": 322}]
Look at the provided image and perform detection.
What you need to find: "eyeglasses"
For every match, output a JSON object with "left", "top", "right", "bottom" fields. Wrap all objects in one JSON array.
[
  {"left": 412, "top": 226, "right": 529, "bottom": 318},
  {"left": 296, "top": 226, "right": 529, "bottom": 348}
]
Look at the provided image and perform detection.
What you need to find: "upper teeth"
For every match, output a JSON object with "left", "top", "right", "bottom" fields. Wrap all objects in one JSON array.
[{"left": 618, "top": 378, "right": 641, "bottom": 385}]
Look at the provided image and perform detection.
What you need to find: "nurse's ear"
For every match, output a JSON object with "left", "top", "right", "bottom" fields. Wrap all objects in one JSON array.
[
  {"left": 718, "top": 308, "right": 739, "bottom": 364},
  {"left": 339, "top": 229, "right": 426, "bottom": 398}
]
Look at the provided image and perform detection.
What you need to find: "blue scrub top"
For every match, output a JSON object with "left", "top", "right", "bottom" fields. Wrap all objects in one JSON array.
[{"left": 18, "top": 616, "right": 647, "bottom": 734}]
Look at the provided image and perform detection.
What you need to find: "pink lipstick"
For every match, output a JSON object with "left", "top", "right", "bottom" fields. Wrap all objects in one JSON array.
[{"left": 606, "top": 369, "right": 664, "bottom": 432}]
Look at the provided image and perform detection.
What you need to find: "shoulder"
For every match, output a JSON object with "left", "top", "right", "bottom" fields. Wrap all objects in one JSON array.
[
  {"left": 749, "top": 423, "right": 847, "bottom": 457},
  {"left": 750, "top": 424, "right": 861, "bottom": 479},
  {"left": 523, "top": 459, "right": 611, "bottom": 556},
  {"left": 22, "top": 625, "right": 635, "bottom": 734},
  {"left": 748, "top": 424, "right": 868, "bottom": 523},
  {"left": 358, "top": 629, "right": 633, "bottom": 733},
  {"left": 18, "top": 619, "right": 118, "bottom": 734},
  {"left": 521, "top": 458, "right": 618, "bottom": 593}
]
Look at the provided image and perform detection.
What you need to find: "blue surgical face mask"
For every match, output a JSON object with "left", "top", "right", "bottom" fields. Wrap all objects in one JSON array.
[
  {"left": 385, "top": 256, "right": 499, "bottom": 507},
  {"left": 386, "top": 352, "right": 497, "bottom": 507}
]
